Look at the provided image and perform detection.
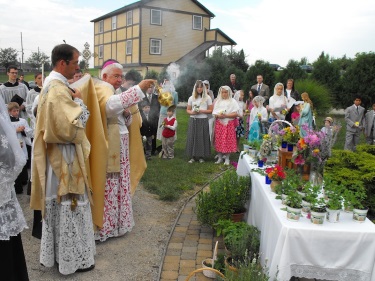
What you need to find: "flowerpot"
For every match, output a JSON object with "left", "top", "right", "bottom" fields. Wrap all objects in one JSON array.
[
  {"left": 258, "top": 160, "right": 264, "bottom": 167},
  {"left": 231, "top": 211, "right": 245, "bottom": 222},
  {"left": 265, "top": 175, "right": 272, "bottom": 185},
  {"left": 353, "top": 208, "right": 368, "bottom": 223},
  {"left": 281, "top": 141, "right": 287, "bottom": 148},
  {"left": 202, "top": 258, "right": 217, "bottom": 279},
  {"left": 310, "top": 211, "right": 326, "bottom": 225},
  {"left": 301, "top": 200, "right": 311, "bottom": 214},
  {"left": 249, "top": 149, "right": 257, "bottom": 158},
  {"left": 287, "top": 143, "right": 294, "bottom": 151},
  {"left": 270, "top": 180, "right": 280, "bottom": 193},
  {"left": 326, "top": 208, "right": 340, "bottom": 223},
  {"left": 286, "top": 206, "right": 302, "bottom": 221}
]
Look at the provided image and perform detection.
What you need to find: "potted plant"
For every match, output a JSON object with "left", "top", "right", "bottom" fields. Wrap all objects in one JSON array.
[
  {"left": 275, "top": 168, "right": 300, "bottom": 205},
  {"left": 285, "top": 190, "right": 303, "bottom": 221},
  {"left": 310, "top": 197, "right": 326, "bottom": 224},
  {"left": 324, "top": 177, "right": 343, "bottom": 223},
  {"left": 220, "top": 221, "right": 260, "bottom": 269},
  {"left": 342, "top": 185, "right": 368, "bottom": 222},
  {"left": 301, "top": 181, "right": 320, "bottom": 215},
  {"left": 196, "top": 169, "right": 250, "bottom": 227}
]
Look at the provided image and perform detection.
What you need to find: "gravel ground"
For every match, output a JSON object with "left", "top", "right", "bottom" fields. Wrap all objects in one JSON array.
[{"left": 17, "top": 185, "right": 186, "bottom": 281}]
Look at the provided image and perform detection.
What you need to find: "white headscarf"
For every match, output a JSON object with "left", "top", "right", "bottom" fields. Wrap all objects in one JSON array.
[
  {"left": 252, "top": 95, "right": 265, "bottom": 108},
  {"left": 212, "top": 86, "right": 239, "bottom": 124},
  {"left": 0, "top": 96, "right": 26, "bottom": 207},
  {"left": 191, "top": 80, "right": 209, "bottom": 102}
]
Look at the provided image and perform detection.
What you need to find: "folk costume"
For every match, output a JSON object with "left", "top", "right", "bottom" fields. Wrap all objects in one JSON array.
[
  {"left": 30, "top": 71, "right": 95, "bottom": 275},
  {"left": 212, "top": 86, "right": 239, "bottom": 164},
  {"left": 0, "top": 96, "right": 29, "bottom": 281}
]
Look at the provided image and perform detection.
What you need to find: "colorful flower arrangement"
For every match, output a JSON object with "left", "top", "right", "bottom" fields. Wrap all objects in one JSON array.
[
  {"left": 282, "top": 126, "right": 300, "bottom": 144},
  {"left": 265, "top": 164, "right": 286, "bottom": 181},
  {"left": 292, "top": 124, "right": 341, "bottom": 167}
]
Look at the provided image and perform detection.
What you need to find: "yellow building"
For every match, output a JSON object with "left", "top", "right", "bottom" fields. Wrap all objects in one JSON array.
[{"left": 91, "top": 0, "right": 236, "bottom": 76}]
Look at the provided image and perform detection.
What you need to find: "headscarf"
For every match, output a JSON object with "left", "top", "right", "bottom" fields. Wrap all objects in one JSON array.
[
  {"left": 192, "top": 80, "right": 209, "bottom": 102},
  {"left": 252, "top": 95, "right": 265, "bottom": 107},
  {"left": 212, "top": 86, "right": 239, "bottom": 125},
  {"left": 0, "top": 96, "right": 26, "bottom": 207}
]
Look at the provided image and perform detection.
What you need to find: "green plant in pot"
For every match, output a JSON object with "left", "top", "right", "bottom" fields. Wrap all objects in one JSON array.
[
  {"left": 222, "top": 221, "right": 260, "bottom": 268},
  {"left": 342, "top": 185, "right": 368, "bottom": 222},
  {"left": 275, "top": 168, "right": 299, "bottom": 204},
  {"left": 324, "top": 178, "right": 343, "bottom": 223},
  {"left": 310, "top": 197, "right": 327, "bottom": 224},
  {"left": 285, "top": 190, "right": 303, "bottom": 221},
  {"left": 301, "top": 181, "right": 320, "bottom": 214},
  {"left": 196, "top": 169, "right": 251, "bottom": 227}
]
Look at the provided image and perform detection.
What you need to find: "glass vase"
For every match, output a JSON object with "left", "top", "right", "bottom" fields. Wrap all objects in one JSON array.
[{"left": 309, "top": 163, "right": 324, "bottom": 186}]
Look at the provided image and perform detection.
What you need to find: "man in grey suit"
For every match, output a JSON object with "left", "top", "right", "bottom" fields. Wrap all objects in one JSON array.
[
  {"left": 251, "top": 75, "right": 270, "bottom": 105},
  {"left": 344, "top": 96, "right": 365, "bottom": 151},
  {"left": 364, "top": 103, "right": 375, "bottom": 144}
]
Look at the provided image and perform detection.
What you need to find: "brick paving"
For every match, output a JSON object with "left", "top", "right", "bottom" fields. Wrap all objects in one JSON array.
[{"left": 160, "top": 198, "right": 224, "bottom": 281}]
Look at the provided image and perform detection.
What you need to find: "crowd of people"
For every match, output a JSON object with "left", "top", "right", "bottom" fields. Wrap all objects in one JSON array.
[{"left": 1, "top": 44, "right": 374, "bottom": 279}]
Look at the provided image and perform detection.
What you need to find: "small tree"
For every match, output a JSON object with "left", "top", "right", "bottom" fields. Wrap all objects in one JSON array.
[
  {"left": 26, "top": 51, "right": 50, "bottom": 70},
  {"left": 144, "top": 69, "right": 159, "bottom": 80},
  {"left": 0, "top": 48, "right": 18, "bottom": 69},
  {"left": 278, "top": 59, "right": 308, "bottom": 85}
]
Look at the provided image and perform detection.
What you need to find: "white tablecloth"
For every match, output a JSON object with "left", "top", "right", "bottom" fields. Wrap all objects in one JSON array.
[{"left": 237, "top": 153, "right": 375, "bottom": 281}]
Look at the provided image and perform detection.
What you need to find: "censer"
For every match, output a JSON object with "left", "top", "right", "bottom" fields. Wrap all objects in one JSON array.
[{"left": 155, "top": 84, "right": 174, "bottom": 107}]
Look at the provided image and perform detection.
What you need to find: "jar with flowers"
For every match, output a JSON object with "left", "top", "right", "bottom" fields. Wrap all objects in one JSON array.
[{"left": 265, "top": 164, "right": 286, "bottom": 192}]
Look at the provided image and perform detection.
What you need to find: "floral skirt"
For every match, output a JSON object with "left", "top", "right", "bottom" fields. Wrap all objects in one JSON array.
[
  {"left": 214, "top": 119, "right": 237, "bottom": 153},
  {"left": 95, "top": 134, "right": 134, "bottom": 242}
]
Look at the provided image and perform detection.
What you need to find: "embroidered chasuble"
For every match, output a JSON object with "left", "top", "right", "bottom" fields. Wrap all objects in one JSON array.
[{"left": 30, "top": 79, "right": 91, "bottom": 218}]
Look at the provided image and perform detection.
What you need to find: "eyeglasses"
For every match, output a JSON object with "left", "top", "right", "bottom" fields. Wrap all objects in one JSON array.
[{"left": 110, "top": 74, "right": 124, "bottom": 80}]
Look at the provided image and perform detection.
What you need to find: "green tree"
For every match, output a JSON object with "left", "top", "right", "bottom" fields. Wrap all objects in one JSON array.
[
  {"left": 225, "top": 48, "right": 249, "bottom": 72},
  {"left": 79, "top": 60, "right": 86, "bottom": 70},
  {"left": 311, "top": 52, "right": 341, "bottom": 107},
  {"left": 341, "top": 52, "right": 375, "bottom": 109},
  {"left": 204, "top": 49, "right": 229, "bottom": 94},
  {"left": 278, "top": 59, "right": 308, "bottom": 85},
  {"left": 244, "top": 60, "right": 275, "bottom": 94},
  {"left": 26, "top": 51, "right": 50, "bottom": 70},
  {"left": 0, "top": 48, "right": 18, "bottom": 69},
  {"left": 295, "top": 79, "right": 332, "bottom": 115}
]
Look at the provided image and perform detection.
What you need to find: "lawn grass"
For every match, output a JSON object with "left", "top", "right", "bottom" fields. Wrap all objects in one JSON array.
[{"left": 140, "top": 108, "right": 231, "bottom": 201}]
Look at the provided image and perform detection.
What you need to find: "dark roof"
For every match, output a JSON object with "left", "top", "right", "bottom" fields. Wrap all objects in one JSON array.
[{"left": 91, "top": 0, "right": 214, "bottom": 22}]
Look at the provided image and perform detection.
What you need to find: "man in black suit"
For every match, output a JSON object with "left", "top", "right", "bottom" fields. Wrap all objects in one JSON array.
[
  {"left": 227, "top": 73, "right": 242, "bottom": 93},
  {"left": 142, "top": 85, "right": 160, "bottom": 155}
]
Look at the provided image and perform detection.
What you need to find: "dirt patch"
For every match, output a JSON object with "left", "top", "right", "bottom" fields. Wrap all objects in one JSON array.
[{"left": 18, "top": 185, "right": 187, "bottom": 281}]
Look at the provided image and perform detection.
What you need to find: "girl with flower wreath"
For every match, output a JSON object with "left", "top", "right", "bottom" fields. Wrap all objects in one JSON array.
[
  {"left": 212, "top": 86, "right": 239, "bottom": 165},
  {"left": 248, "top": 96, "right": 268, "bottom": 141},
  {"left": 185, "top": 80, "right": 213, "bottom": 163}
]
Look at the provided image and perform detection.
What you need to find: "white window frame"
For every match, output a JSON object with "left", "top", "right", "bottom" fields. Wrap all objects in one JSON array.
[
  {"left": 99, "top": 20, "right": 104, "bottom": 33},
  {"left": 193, "top": 15, "right": 202, "bottom": 30},
  {"left": 150, "top": 39, "right": 161, "bottom": 55},
  {"left": 112, "top": 16, "right": 117, "bottom": 30},
  {"left": 127, "top": 11, "right": 133, "bottom": 26},
  {"left": 126, "top": 40, "right": 132, "bottom": 55},
  {"left": 151, "top": 9, "right": 161, "bottom": 25},
  {"left": 98, "top": 45, "right": 104, "bottom": 58}
]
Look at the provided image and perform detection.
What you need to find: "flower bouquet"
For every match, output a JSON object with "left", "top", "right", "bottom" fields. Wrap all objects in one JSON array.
[
  {"left": 258, "top": 134, "right": 273, "bottom": 158},
  {"left": 282, "top": 126, "right": 300, "bottom": 144},
  {"left": 265, "top": 164, "right": 286, "bottom": 182}
]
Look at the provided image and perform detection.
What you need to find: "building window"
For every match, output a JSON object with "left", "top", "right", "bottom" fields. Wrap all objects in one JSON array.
[
  {"left": 127, "top": 11, "right": 133, "bottom": 26},
  {"left": 99, "top": 45, "right": 104, "bottom": 58},
  {"left": 99, "top": 20, "right": 104, "bottom": 33},
  {"left": 150, "top": 39, "right": 161, "bottom": 55},
  {"left": 193, "top": 15, "right": 202, "bottom": 30},
  {"left": 126, "top": 40, "right": 132, "bottom": 55},
  {"left": 112, "top": 16, "right": 117, "bottom": 30},
  {"left": 151, "top": 9, "right": 161, "bottom": 25}
]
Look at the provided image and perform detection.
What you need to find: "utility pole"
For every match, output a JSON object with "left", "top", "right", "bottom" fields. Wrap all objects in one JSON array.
[{"left": 20, "top": 32, "right": 24, "bottom": 71}]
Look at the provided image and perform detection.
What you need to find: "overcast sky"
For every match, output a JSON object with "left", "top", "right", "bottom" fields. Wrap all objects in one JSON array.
[{"left": 1, "top": 0, "right": 374, "bottom": 67}]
